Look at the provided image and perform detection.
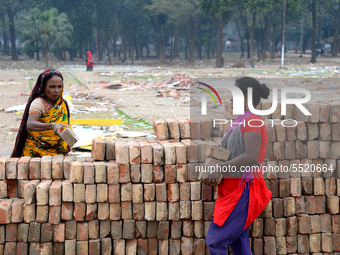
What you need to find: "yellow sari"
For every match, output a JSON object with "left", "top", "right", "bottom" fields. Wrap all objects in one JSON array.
[{"left": 23, "top": 96, "right": 71, "bottom": 157}]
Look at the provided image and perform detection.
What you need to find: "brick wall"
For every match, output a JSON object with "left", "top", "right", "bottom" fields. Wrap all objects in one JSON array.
[{"left": 0, "top": 103, "right": 340, "bottom": 254}]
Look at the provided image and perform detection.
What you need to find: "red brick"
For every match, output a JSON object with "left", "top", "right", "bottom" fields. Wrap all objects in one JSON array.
[
  {"left": 23, "top": 204, "right": 35, "bottom": 223},
  {"left": 48, "top": 205, "right": 61, "bottom": 224},
  {"left": 4, "top": 158, "right": 17, "bottom": 181},
  {"left": 70, "top": 161, "right": 83, "bottom": 183},
  {"left": 148, "top": 238, "right": 158, "bottom": 255},
  {"left": 272, "top": 198, "right": 283, "bottom": 218},
  {"left": 319, "top": 103, "right": 331, "bottom": 122},
  {"left": 51, "top": 155, "right": 64, "bottom": 179},
  {"left": 273, "top": 142, "right": 284, "bottom": 160},
  {"left": 180, "top": 183, "right": 190, "bottom": 201},
  {"left": 156, "top": 202, "right": 167, "bottom": 221},
  {"left": 153, "top": 120, "right": 169, "bottom": 140},
  {"left": 130, "top": 165, "right": 141, "bottom": 183},
  {"left": 286, "top": 236, "right": 297, "bottom": 253},
  {"left": 85, "top": 184, "right": 96, "bottom": 203},
  {"left": 319, "top": 141, "right": 331, "bottom": 158},
  {"left": 89, "top": 239, "right": 100, "bottom": 255},
  {"left": 53, "top": 223, "right": 65, "bottom": 242},
  {"left": 49, "top": 180, "right": 62, "bottom": 205},
  {"left": 17, "top": 157, "right": 30, "bottom": 180},
  {"left": 168, "top": 183, "right": 179, "bottom": 202},
  {"left": 11, "top": 199, "right": 24, "bottom": 223},
  {"left": 115, "top": 142, "right": 129, "bottom": 164},
  {"left": 24, "top": 180, "right": 39, "bottom": 204},
  {"left": 128, "top": 141, "right": 141, "bottom": 165},
  {"left": 305, "top": 196, "right": 316, "bottom": 214},
  {"left": 92, "top": 139, "right": 106, "bottom": 160},
  {"left": 62, "top": 180, "right": 73, "bottom": 202},
  {"left": 178, "top": 118, "right": 190, "bottom": 139},
  {"left": 151, "top": 143, "right": 164, "bottom": 166},
  {"left": 165, "top": 165, "right": 176, "bottom": 184},
  {"left": 121, "top": 201, "right": 132, "bottom": 220},
  {"left": 107, "top": 162, "right": 119, "bottom": 184},
  {"left": 297, "top": 122, "right": 307, "bottom": 141},
  {"left": 320, "top": 123, "right": 331, "bottom": 141},
  {"left": 327, "top": 196, "right": 339, "bottom": 214},
  {"left": 83, "top": 162, "right": 94, "bottom": 184},
  {"left": 321, "top": 233, "right": 333, "bottom": 252},
  {"left": 315, "top": 195, "right": 326, "bottom": 214},
  {"left": 0, "top": 157, "right": 6, "bottom": 180},
  {"left": 105, "top": 139, "right": 115, "bottom": 160},
  {"left": 152, "top": 165, "right": 164, "bottom": 183},
  {"left": 73, "top": 203, "right": 86, "bottom": 221},
  {"left": 98, "top": 202, "right": 110, "bottom": 220},
  {"left": 0, "top": 180, "right": 7, "bottom": 198},
  {"left": 139, "top": 141, "right": 153, "bottom": 164},
  {"left": 310, "top": 215, "right": 321, "bottom": 233},
  {"left": 109, "top": 203, "right": 121, "bottom": 220},
  {"left": 181, "top": 139, "right": 198, "bottom": 163},
  {"left": 133, "top": 204, "right": 144, "bottom": 220},
  {"left": 61, "top": 202, "right": 73, "bottom": 220},
  {"left": 118, "top": 163, "right": 130, "bottom": 183},
  {"left": 297, "top": 234, "right": 309, "bottom": 253},
  {"left": 77, "top": 222, "right": 89, "bottom": 241},
  {"left": 5, "top": 223, "right": 17, "bottom": 242},
  {"left": 180, "top": 201, "right": 191, "bottom": 219},
  {"left": 181, "top": 237, "right": 193, "bottom": 254},
  {"left": 137, "top": 239, "right": 148, "bottom": 255}
]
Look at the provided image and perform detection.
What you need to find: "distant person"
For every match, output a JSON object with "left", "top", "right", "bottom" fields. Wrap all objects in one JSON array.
[
  {"left": 295, "top": 46, "right": 299, "bottom": 54},
  {"left": 11, "top": 69, "right": 72, "bottom": 157},
  {"left": 87, "top": 51, "right": 94, "bottom": 71},
  {"left": 321, "top": 46, "right": 324, "bottom": 57}
]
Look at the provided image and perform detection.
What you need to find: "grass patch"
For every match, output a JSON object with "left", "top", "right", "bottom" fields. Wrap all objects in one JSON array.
[
  {"left": 116, "top": 109, "right": 153, "bottom": 132},
  {"left": 29, "top": 80, "right": 33, "bottom": 90},
  {"left": 69, "top": 73, "right": 89, "bottom": 89}
]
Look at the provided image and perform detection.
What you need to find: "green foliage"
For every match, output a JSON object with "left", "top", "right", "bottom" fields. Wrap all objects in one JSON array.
[{"left": 23, "top": 42, "right": 35, "bottom": 58}]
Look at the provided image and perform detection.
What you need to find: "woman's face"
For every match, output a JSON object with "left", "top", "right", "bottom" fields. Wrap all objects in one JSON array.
[{"left": 44, "top": 75, "right": 63, "bottom": 101}]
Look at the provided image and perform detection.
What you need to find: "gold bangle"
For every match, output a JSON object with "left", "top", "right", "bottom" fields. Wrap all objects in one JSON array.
[{"left": 52, "top": 123, "right": 55, "bottom": 129}]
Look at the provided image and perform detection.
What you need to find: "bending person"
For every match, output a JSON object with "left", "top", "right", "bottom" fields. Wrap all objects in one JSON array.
[
  {"left": 206, "top": 77, "right": 272, "bottom": 255},
  {"left": 12, "top": 69, "right": 71, "bottom": 157}
]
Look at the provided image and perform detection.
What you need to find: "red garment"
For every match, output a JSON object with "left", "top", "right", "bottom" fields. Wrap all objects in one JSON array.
[
  {"left": 213, "top": 114, "right": 272, "bottom": 230},
  {"left": 87, "top": 51, "right": 94, "bottom": 68}
]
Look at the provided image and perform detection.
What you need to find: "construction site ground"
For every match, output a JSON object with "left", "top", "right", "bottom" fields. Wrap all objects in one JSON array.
[{"left": 1, "top": 51, "right": 340, "bottom": 157}]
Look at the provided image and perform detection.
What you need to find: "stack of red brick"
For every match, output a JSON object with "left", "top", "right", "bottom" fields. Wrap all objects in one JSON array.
[{"left": 1, "top": 102, "right": 340, "bottom": 254}]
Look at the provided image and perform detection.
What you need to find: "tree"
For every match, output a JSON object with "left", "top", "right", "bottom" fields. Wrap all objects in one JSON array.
[
  {"left": 198, "top": 0, "right": 233, "bottom": 67},
  {"left": 21, "top": 8, "right": 42, "bottom": 60},
  {"left": 309, "top": 0, "right": 317, "bottom": 63},
  {"left": 144, "top": 0, "right": 171, "bottom": 64},
  {"left": 38, "top": 8, "right": 73, "bottom": 67}
]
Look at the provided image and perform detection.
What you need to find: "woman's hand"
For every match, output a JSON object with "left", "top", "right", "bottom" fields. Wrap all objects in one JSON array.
[{"left": 53, "top": 123, "right": 69, "bottom": 136}]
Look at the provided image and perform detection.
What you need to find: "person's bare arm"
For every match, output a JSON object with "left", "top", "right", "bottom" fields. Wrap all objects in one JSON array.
[
  {"left": 26, "top": 113, "right": 69, "bottom": 136},
  {"left": 208, "top": 132, "right": 262, "bottom": 184}
]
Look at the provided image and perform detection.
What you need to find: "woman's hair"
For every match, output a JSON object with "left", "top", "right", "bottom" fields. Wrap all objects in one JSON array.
[
  {"left": 235, "top": 77, "right": 270, "bottom": 107},
  {"left": 41, "top": 74, "right": 63, "bottom": 94}
]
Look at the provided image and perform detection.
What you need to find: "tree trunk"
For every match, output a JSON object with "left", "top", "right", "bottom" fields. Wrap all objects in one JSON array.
[
  {"left": 36, "top": 42, "right": 39, "bottom": 61},
  {"left": 185, "top": 37, "right": 188, "bottom": 60},
  {"left": 159, "top": 39, "right": 167, "bottom": 64},
  {"left": 211, "top": 16, "right": 225, "bottom": 68},
  {"left": 97, "top": 28, "right": 103, "bottom": 61},
  {"left": 44, "top": 43, "right": 48, "bottom": 67},
  {"left": 246, "top": 30, "right": 250, "bottom": 58},
  {"left": 260, "top": 14, "right": 271, "bottom": 62},
  {"left": 271, "top": 26, "right": 276, "bottom": 59},
  {"left": 141, "top": 44, "right": 143, "bottom": 61},
  {"left": 235, "top": 20, "right": 244, "bottom": 59},
  {"left": 6, "top": 5, "right": 18, "bottom": 60},
  {"left": 310, "top": 0, "right": 317, "bottom": 63},
  {"left": 185, "top": 18, "right": 197, "bottom": 64},
  {"left": 131, "top": 41, "right": 134, "bottom": 64},
  {"left": 174, "top": 27, "right": 179, "bottom": 58},
  {"left": 332, "top": 1, "right": 340, "bottom": 56},
  {"left": 147, "top": 44, "right": 150, "bottom": 56},
  {"left": 2, "top": 16, "right": 9, "bottom": 55}
]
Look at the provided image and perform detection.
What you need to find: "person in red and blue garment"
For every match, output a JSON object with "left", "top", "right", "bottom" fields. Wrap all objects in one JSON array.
[{"left": 206, "top": 77, "right": 272, "bottom": 255}]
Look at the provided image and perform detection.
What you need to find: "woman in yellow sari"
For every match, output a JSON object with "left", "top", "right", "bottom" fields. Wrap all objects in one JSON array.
[{"left": 12, "top": 69, "right": 71, "bottom": 157}]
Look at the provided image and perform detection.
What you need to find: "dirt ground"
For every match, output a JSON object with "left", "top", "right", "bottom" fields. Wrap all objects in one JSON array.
[{"left": 1, "top": 51, "right": 340, "bottom": 157}]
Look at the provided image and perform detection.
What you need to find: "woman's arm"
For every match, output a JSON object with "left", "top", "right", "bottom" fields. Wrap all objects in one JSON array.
[
  {"left": 208, "top": 132, "right": 261, "bottom": 184},
  {"left": 26, "top": 113, "right": 69, "bottom": 136},
  {"left": 219, "top": 132, "right": 261, "bottom": 168}
]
